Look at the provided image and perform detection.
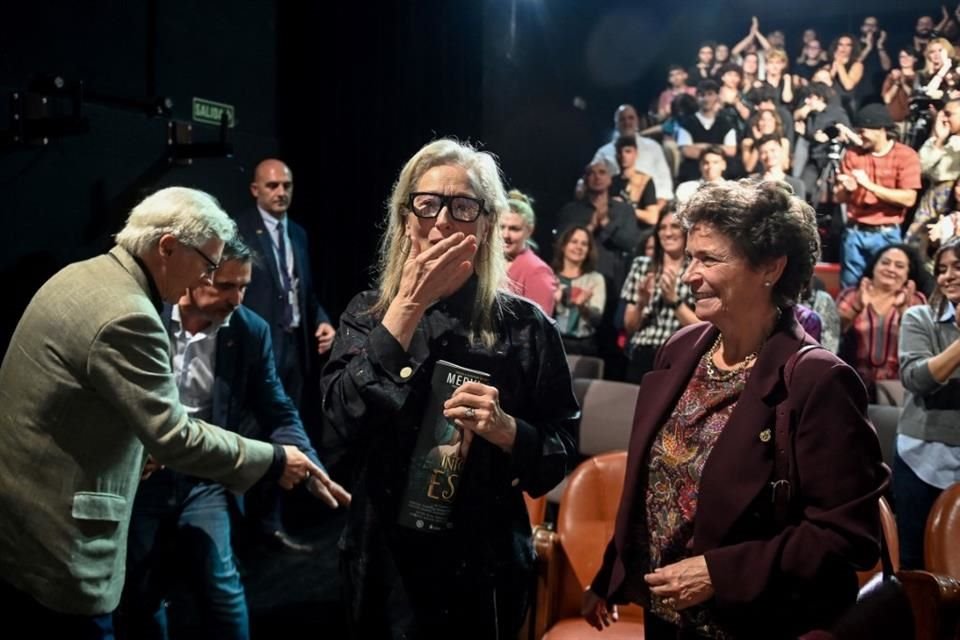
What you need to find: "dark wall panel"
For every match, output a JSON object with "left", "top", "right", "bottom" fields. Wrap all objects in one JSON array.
[{"left": 2, "top": 1, "right": 280, "bottom": 347}]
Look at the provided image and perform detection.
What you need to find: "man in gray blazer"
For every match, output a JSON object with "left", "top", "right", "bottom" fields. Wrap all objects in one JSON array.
[{"left": 0, "top": 186, "right": 341, "bottom": 638}]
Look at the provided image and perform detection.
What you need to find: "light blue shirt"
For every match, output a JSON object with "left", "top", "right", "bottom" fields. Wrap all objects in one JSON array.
[{"left": 897, "top": 302, "right": 960, "bottom": 489}]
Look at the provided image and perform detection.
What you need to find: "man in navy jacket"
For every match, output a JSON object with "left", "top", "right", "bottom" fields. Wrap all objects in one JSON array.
[
  {"left": 235, "top": 159, "right": 336, "bottom": 409},
  {"left": 123, "top": 239, "right": 349, "bottom": 639}
]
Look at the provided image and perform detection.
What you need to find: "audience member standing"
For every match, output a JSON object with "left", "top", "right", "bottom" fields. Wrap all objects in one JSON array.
[
  {"left": 620, "top": 206, "right": 697, "bottom": 382},
  {"left": 882, "top": 47, "right": 919, "bottom": 138},
  {"left": 556, "top": 164, "right": 643, "bottom": 377},
  {"left": 593, "top": 104, "right": 675, "bottom": 209},
  {"left": 828, "top": 34, "right": 865, "bottom": 116},
  {"left": 556, "top": 163, "right": 643, "bottom": 293},
  {"left": 552, "top": 226, "right": 606, "bottom": 356},
  {"left": 502, "top": 191, "right": 557, "bottom": 315},
  {"left": 836, "top": 243, "right": 926, "bottom": 401},
  {"left": 675, "top": 145, "right": 728, "bottom": 204},
  {"left": 793, "top": 82, "right": 850, "bottom": 202},
  {"left": 913, "top": 100, "right": 960, "bottom": 260},
  {"left": 834, "top": 104, "right": 921, "bottom": 287},
  {"left": 610, "top": 135, "right": 660, "bottom": 227},
  {"left": 676, "top": 80, "right": 738, "bottom": 183},
  {"left": 656, "top": 66, "right": 697, "bottom": 122},
  {"left": 894, "top": 239, "right": 960, "bottom": 570}
]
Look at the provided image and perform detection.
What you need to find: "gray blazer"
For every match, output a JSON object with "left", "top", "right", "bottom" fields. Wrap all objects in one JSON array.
[{"left": 0, "top": 247, "right": 275, "bottom": 615}]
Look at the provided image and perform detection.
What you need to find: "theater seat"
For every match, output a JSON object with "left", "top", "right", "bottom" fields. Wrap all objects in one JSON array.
[
  {"left": 532, "top": 452, "right": 644, "bottom": 639},
  {"left": 867, "top": 404, "right": 900, "bottom": 469},
  {"left": 546, "top": 379, "right": 640, "bottom": 504},
  {"left": 565, "top": 354, "right": 605, "bottom": 380},
  {"left": 896, "top": 483, "right": 960, "bottom": 640},
  {"left": 815, "top": 262, "right": 841, "bottom": 298},
  {"left": 525, "top": 492, "right": 547, "bottom": 528},
  {"left": 874, "top": 380, "right": 905, "bottom": 407},
  {"left": 925, "top": 482, "right": 960, "bottom": 578}
]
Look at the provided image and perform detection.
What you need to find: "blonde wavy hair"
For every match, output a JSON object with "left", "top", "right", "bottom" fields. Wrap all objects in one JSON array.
[{"left": 372, "top": 139, "right": 510, "bottom": 347}]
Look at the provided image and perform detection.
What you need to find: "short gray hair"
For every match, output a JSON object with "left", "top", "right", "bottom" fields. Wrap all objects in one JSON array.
[{"left": 115, "top": 186, "right": 237, "bottom": 256}]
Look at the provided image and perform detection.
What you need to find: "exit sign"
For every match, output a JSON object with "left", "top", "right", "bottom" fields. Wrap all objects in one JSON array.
[{"left": 192, "top": 97, "right": 235, "bottom": 128}]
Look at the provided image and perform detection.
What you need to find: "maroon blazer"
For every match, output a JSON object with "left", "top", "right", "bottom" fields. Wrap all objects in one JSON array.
[{"left": 591, "top": 317, "right": 889, "bottom": 638}]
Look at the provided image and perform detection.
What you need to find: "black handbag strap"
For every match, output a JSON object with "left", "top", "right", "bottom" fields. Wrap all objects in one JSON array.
[
  {"left": 773, "top": 344, "right": 822, "bottom": 527},
  {"left": 878, "top": 501, "right": 898, "bottom": 581}
]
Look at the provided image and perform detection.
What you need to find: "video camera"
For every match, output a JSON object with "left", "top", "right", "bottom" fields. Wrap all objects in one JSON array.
[
  {"left": 821, "top": 124, "right": 843, "bottom": 141},
  {"left": 819, "top": 124, "right": 848, "bottom": 160},
  {"left": 905, "top": 95, "right": 941, "bottom": 149}
]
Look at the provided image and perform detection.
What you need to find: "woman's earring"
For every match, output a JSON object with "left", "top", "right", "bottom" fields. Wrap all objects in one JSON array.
[{"left": 764, "top": 281, "right": 771, "bottom": 287}]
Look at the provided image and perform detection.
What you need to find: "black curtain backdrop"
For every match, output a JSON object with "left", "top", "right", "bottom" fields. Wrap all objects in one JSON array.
[{"left": 275, "top": 1, "right": 484, "bottom": 320}]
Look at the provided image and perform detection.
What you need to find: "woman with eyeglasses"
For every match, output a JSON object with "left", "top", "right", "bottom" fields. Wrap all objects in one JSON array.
[
  {"left": 319, "top": 139, "right": 577, "bottom": 639},
  {"left": 621, "top": 205, "right": 698, "bottom": 383}
]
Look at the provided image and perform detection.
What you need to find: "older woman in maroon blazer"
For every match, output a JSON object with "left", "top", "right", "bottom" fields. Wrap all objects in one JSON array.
[{"left": 583, "top": 181, "right": 889, "bottom": 639}]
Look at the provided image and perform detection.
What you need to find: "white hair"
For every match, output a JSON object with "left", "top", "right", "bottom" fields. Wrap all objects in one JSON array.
[{"left": 115, "top": 186, "right": 237, "bottom": 255}]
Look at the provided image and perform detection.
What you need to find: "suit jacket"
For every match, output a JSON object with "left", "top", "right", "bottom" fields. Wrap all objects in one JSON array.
[
  {"left": 591, "top": 317, "right": 888, "bottom": 637},
  {"left": 161, "top": 304, "right": 322, "bottom": 467},
  {"left": 235, "top": 208, "right": 330, "bottom": 375},
  {"left": 0, "top": 247, "right": 275, "bottom": 615}
]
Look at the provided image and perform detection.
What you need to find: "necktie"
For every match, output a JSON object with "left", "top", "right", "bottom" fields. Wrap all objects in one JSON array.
[{"left": 275, "top": 222, "right": 295, "bottom": 329}]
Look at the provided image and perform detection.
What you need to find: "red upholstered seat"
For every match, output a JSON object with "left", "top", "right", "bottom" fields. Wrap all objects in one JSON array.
[{"left": 531, "top": 452, "right": 645, "bottom": 639}]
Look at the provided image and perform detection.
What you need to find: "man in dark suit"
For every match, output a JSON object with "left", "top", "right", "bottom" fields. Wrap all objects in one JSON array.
[
  {"left": 123, "top": 239, "right": 349, "bottom": 640},
  {"left": 235, "top": 159, "right": 335, "bottom": 409}
]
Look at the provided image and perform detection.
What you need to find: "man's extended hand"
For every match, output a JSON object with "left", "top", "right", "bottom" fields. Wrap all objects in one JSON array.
[
  {"left": 315, "top": 322, "right": 336, "bottom": 354},
  {"left": 306, "top": 473, "right": 352, "bottom": 509}
]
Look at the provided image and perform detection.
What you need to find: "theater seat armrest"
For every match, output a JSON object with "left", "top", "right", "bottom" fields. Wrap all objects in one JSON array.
[
  {"left": 898, "top": 570, "right": 960, "bottom": 640},
  {"left": 533, "top": 526, "right": 560, "bottom": 640}
]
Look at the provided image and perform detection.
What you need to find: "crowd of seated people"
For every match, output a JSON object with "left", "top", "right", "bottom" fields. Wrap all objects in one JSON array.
[{"left": 532, "top": 9, "right": 960, "bottom": 396}]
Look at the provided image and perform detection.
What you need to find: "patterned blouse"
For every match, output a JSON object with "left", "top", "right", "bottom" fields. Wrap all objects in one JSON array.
[
  {"left": 644, "top": 357, "right": 748, "bottom": 637},
  {"left": 836, "top": 287, "right": 926, "bottom": 396},
  {"left": 620, "top": 256, "right": 696, "bottom": 353}
]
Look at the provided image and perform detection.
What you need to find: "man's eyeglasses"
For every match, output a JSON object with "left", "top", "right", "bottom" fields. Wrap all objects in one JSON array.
[
  {"left": 192, "top": 246, "right": 220, "bottom": 275},
  {"left": 407, "top": 192, "right": 487, "bottom": 223}
]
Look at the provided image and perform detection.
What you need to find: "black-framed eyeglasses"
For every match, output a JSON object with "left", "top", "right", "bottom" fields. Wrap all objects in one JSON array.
[
  {"left": 191, "top": 246, "right": 220, "bottom": 275},
  {"left": 406, "top": 192, "right": 487, "bottom": 222}
]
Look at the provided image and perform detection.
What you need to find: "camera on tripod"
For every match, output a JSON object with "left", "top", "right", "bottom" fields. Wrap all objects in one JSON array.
[
  {"left": 905, "top": 95, "right": 941, "bottom": 149},
  {"left": 821, "top": 124, "right": 847, "bottom": 159}
]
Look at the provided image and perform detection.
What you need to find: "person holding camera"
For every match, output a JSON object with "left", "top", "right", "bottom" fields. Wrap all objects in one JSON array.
[
  {"left": 794, "top": 82, "right": 850, "bottom": 204},
  {"left": 834, "top": 104, "right": 922, "bottom": 288}
]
